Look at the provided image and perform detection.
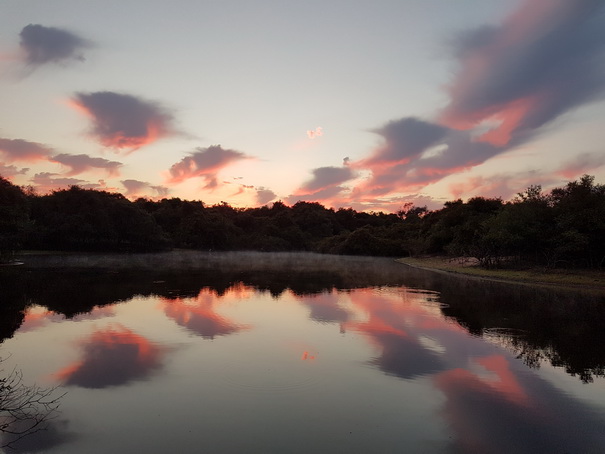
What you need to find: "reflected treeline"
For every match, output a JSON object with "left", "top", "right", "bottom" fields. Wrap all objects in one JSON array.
[
  {"left": 415, "top": 272, "right": 605, "bottom": 383},
  {"left": 2, "top": 251, "right": 605, "bottom": 382}
]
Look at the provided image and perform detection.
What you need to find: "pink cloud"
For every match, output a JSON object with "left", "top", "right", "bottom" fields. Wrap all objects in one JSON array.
[
  {"left": 306, "top": 126, "right": 323, "bottom": 139},
  {"left": 256, "top": 187, "right": 277, "bottom": 205},
  {"left": 50, "top": 153, "right": 122, "bottom": 176},
  {"left": 447, "top": 171, "right": 559, "bottom": 201},
  {"left": 0, "top": 163, "right": 29, "bottom": 178},
  {"left": 557, "top": 151, "right": 605, "bottom": 179},
  {"left": 30, "top": 172, "right": 106, "bottom": 193},
  {"left": 342, "top": 0, "right": 605, "bottom": 208},
  {"left": 0, "top": 137, "right": 53, "bottom": 162},
  {"left": 167, "top": 145, "right": 251, "bottom": 188},
  {"left": 121, "top": 179, "right": 169, "bottom": 199},
  {"left": 55, "top": 325, "right": 165, "bottom": 388},
  {"left": 440, "top": 0, "right": 605, "bottom": 144}
]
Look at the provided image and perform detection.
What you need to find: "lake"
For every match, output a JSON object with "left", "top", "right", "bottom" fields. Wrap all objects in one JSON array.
[{"left": 1, "top": 252, "right": 605, "bottom": 453}]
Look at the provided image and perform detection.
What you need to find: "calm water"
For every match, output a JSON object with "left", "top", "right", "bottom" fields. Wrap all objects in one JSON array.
[{"left": 1, "top": 252, "right": 605, "bottom": 453}]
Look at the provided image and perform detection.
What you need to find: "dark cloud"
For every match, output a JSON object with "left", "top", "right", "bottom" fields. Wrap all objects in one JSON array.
[
  {"left": 50, "top": 153, "right": 122, "bottom": 176},
  {"left": 167, "top": 145, "right": 250, "bottom": 188},
  {"left": 256, "top": 187, "right": 277, "bottom": 205},
  {"left": 72, "top": 91, "right": 176, "bottom": 151},
  {"left": 286, "top": 165, "right": 356, "bottom": 205},
  {"left": 19, "top": 24, "right": 90, "bottom": 67},
  {"left": 441, "top": 0, "right": 605, "bottom": 144},
  {"left": 121, "top": 179, "right": 169, "bottom": 198},
  {"left": 0, "top": 137, "right": 53, "bottom": 162},
  {"left": 364, "top": 118, "right": 449, "bottom": 166},
  {"left": 300, "top": 166, "right": 357, "bottom": 193}
]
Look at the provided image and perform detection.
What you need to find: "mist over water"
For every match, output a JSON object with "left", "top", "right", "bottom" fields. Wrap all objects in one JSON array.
[{"left": 1, "top": 252, "right": 604, "bottom": 453}]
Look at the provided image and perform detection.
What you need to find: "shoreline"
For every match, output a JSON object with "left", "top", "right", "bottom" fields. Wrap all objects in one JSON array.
[{"left": 397, "top": 256, "right": 605, "bottom": 293}]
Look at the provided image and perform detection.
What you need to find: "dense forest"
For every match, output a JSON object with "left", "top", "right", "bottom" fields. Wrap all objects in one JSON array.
[{"left": 1, "top": 174, "right": 604, "bottom": 269}]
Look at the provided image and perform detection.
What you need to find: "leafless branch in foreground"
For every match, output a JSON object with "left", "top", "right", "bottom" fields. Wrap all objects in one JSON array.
[{"left": 1, "top": 360, "right": 65, "bottom": 450}]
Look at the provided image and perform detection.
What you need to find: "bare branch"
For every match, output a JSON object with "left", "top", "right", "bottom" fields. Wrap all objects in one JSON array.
[{"left": 0, "top": 358, "right": 65, "bottom": 449}]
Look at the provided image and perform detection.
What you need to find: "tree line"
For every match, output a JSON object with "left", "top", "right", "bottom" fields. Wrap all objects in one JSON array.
[{"left": 1, "top": 174, "right": 604, "bottom": 269}]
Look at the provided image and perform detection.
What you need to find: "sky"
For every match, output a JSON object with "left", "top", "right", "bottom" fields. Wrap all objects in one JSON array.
[{"left": 1, "top": 0, "right": 605, "bottom": 212}]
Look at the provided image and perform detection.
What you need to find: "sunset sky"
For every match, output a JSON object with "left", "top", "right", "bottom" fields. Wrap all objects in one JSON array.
[{"left": 2, "top": 0, "right": 605, "bottom": 212}]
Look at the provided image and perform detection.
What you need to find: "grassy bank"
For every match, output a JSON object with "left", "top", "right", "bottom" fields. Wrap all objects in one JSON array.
[{"left": 398, "top": 256, "right": 605, "bottom": 292}]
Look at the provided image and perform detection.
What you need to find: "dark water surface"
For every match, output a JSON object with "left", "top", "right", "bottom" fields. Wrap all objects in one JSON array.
[{"left": 1, "top": 252, "right": 605, "bottom": 453}]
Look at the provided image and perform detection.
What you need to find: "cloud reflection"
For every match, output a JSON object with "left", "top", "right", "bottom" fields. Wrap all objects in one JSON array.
[
  {"left": 18, "top": 305, "right": 115, "bottom": 333},
  {"left": 0, "top": 418, "right": 76, "bottom": 454},
  {"left": 160, "top": 287, "right": 250, "bottom": 339},
  {"left": 294, "top": 291, "right": 351, "bottom": 324},
  {"left": 56, "top": 324, "right": 164, "bottom": 388},
  {"left": 346, "top": 290, "right": 446, "bottom": 379}
]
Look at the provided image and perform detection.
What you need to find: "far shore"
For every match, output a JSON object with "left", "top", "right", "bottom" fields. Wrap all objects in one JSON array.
[
  {"left": 6, "top": 250, "right": 605, "bottom": 294},
  {"left": 398, "top": 256, "right": 605, "bottom": 293}
]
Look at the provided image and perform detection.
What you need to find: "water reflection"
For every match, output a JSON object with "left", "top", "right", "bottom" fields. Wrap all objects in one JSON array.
[
  {"left": 55, "top": 324, "right": 165, "bottom": 388},
  {"left": 1, "top": 419, "right": 75, "bottom": 454},
  {"left": 294, "top": 292, "right": 352, "bottom": 324},
  {"left": 0, "top": 252, "right": 604, "bottom": 453},
  {"left": 435, "top": 354, "right": 605, "bottom": 453},
  {"left": 17, "top": 305, "right": 116, "bottom": 334},
  {"left": 160, "top": 287, "right": 250, "bottom": 339}
]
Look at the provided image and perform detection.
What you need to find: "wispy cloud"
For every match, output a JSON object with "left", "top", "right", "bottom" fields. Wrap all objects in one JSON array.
[
  {"left": 447, "top": 170, "right": 561, "bottom": 200},
  {"left": 19, "top": 24, "right": 91, "bottom": 68},
  {"left": 353, "top": 119, "right": 499, "bottom": 197},
  {"left": 121, "top": 179, "right": 169, "bottom": 199},
  {"left": 0, "top": 137, "right": 53, "bottom": 162},
  {"left": 557, "top": 151, "right": 605, "bottom": 179},
  {"left": 350, "top": 0, "right": 605, "bottom": 205},
  {"left": 50, "top": 153, "right": 122, "bottom": 176},
  {"left": 31, "top": 172, "right": 105, "bottom": 193},
  {"left": 71, "top": 91, "right": 176, "bottom": 151},
  {"left": 167, "top": 145, "right": 251, "bottom": 189},
  {"left": 441, "top": 0, "right": 605, "bottom": 145}
]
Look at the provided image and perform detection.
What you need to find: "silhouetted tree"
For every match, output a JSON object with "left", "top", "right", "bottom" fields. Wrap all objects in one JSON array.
[
  {"left": 0, "top": 177, "right": 29, "bottom": 262},
  {"left": 28, "top": 187, "right": 169, "bottom": 252}
]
